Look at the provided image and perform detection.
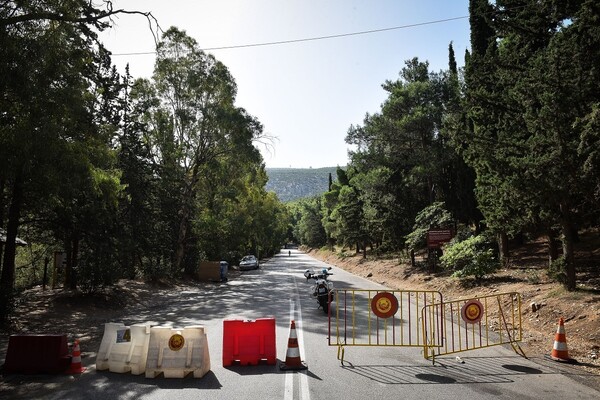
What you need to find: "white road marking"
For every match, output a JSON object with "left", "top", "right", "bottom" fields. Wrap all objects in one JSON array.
[
  {"left": 300, "top": 369, "right": 310, "bottom": 400},
  {"left": 283, "top": 276, "right": 311, "bottom": 400},
  {"left": 284, "top": 371, "right": 294, "bottom": 400},
  {"left": 294, "top": 279, "right": 310, "bottom": 400}
]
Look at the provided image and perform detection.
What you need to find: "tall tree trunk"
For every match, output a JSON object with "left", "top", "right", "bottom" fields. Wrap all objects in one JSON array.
[
  {"left": 0, "top": 175, "right": 24, "bottom": 291},
  {"left": 498, "top": 232, "right": 509, "bottom": 266},
  {"left": 64, "top": 238, "right": 72, "bottom": 288},
  {"left": 571, "top": 225, "right": 580, "bottom": 243},
  {"left": 514, "top": 232, "right": 524, "bottom": 246},
  {"left": 546, "top": 230, "right": 559, "bottom": 269},
  {"left": 175, "top": 171, "right": 200, "bottom": 275},
  {"left": 0, "top": 177, "right": 6, "bottom": 272},
  {"left": 43, "top": 256, "right": 50, "bottom": 290},
  {"left": 174, "top": 208, "right": 189, "bottom": 274},
  {"left": 175, "top": 185, "right": 194, "bottom": 275},
  {"left": 428, "top": 177, "right": 434, "bottom": 204},
  {"left": 70, "top": 236, "right": 79, "bottom": 290},
  {"left": 560, "top": 204, "right": 576, "bottom": 291}
]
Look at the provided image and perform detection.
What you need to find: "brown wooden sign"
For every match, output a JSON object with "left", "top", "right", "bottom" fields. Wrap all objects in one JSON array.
[{"left": 426, "top": 229, "right": 454, "bottom": 248}]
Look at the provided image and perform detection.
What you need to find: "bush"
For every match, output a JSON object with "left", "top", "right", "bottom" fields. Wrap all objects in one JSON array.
[
  {"left": 404, "top": 227, "right": 429, "bottom": 250},
  {"left": 440, "top": 235, "right": 499, "bottom": 279},
  {"left": 404, "top": 202, "right": 453, "bottom": 250},
  {"left": 548, "top": 256, "right": 568, "bottom": 285}
]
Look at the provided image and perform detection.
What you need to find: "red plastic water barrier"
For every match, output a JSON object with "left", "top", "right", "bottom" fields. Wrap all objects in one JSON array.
[
  {"left": 222, "top": 318, "right": 276, "bottom": 366},
  {"left": 3, "top": 334, "right": 71, "bottom": 374}
]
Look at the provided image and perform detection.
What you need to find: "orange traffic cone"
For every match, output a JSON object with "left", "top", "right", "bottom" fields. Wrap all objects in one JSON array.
[
  {"left": 550, "top": 317, "right": 571, "bottom": 362},
  {"left": 279, "top": 320, "right": 307, "bottom": 370},
  {"left": 67, "top": 339, "right": 86, "bottom": 374}
]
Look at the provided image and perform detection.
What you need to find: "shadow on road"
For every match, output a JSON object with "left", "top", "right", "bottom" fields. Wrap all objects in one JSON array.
[{"left": 339, "top": 355, "right": 558, "bottom": 385}]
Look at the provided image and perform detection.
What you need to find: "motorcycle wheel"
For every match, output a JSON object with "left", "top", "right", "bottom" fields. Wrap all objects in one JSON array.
[{"left": 318, "top": 296, "right": 329, "bottom": 314}]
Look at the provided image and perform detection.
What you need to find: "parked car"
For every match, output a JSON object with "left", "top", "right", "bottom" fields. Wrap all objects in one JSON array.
[{"left": 239, "top": 255, "right": 259, "bottom": 271}]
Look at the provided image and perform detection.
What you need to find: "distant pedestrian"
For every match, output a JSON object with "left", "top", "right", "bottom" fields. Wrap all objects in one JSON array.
[{"left": 288, "top": 251, "right": 291, "bottom": 257}]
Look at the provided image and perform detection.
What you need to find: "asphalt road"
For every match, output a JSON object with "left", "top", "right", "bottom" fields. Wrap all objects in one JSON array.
[{"left": 1, "top": 249, "right": 599, "bottom": 399}]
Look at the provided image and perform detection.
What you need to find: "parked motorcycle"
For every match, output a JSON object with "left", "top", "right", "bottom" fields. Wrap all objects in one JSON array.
[{"left": 304, "top": 267, "right": 335, "bottom": 314}]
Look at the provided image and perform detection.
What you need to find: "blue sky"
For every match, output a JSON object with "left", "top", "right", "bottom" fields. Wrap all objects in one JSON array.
[{"left": 100, "top": 1, "right": 471, "bottom": 168}]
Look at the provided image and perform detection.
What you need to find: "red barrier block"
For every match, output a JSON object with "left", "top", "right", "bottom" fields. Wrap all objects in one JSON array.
[
  {"left": 222, "top": 318, "right": 276, "bottom": 366},
  {"left": 3, "top": 334, "right": 71, "bottom": 374}
]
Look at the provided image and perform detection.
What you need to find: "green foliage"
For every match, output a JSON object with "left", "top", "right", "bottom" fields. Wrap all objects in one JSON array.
[
  {"left": 0, "top": 8, "right": 289, "bottom": 300},
  {"left": 351, "top": 167, "right": 401, "bottom": 250},
  {"left": 122, "top": 27, "right": 285, "bottom": 276},
  {"left": 405, "top": 202, "right": 453, "bottom": 250},
  {"left": 3, "top": 1, "right": 600, "bottom": 305},
  {"left": 0, "top": 0, "right": 128, "bottom": 291},
  {"left": 342, "top": 57, "right": 480, "bottom": 253},
  {"left": 337, "top": 250, "right": 352, "bottom": 259},
  {"left": 525, "top": 269, "right": 541, "bottom": 284},
  {"left": 404, "top": 227, "right": 429, "bottom": 251},
  {"left": 460, "top": 0, "right": 600, "bottom": 290},
  {"left": 330, "top": 185, "right": 365, "bottom": 251},
  {"left": 548, "top": 256, "right": 568, "bottom": 286},
  {"left": 440, "top": 234, "right": 499, "bottom": 279},
  {"left": 12, "top": 243, "right": 50, "bottom": 290},
  {"left": 295, "top": 197, "right": 327, "bottom": 248}
]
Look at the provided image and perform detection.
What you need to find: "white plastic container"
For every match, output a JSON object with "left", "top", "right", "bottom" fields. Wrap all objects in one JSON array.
[
  {"left": 145, "top": 325, "right": 211, "bottom": 378},
  {"left": 96, "top": 322, "right": 151, "bottom": 375}
]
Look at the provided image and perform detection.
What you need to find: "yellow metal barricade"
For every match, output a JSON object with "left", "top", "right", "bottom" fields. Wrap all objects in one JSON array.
[
  {"left": 329, "top": 289, "right": 443, "bottom": 363},
  {"left": 421, "top": 292, "right": 525, "bottom": 363}
]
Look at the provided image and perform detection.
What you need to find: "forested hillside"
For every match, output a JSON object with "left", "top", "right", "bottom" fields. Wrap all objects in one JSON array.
[{"left": 265, "top": 167, "right": 339, "bottom": 202}]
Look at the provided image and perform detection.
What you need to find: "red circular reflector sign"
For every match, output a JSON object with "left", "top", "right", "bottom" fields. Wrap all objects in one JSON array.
[
  {"left": 168, "top": 334, "right": 185, "bottom": 351},
  {"left": 461, "top": 299, "right": 484, "bottom": 324},
  {"left": 371, "top": 292, "right": 398, "bottom": 319}
]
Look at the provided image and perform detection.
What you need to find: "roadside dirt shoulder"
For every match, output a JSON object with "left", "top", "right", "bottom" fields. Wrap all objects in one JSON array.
[
  {"left": 306, "top": 247, "right": 600, "bottom": 378},
  {"left": 0, "top": 280, "right": 195, "bottom": 365}
]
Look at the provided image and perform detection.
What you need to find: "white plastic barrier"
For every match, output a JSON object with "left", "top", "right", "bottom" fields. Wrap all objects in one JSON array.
[
  {"left": 145, "top": 325, "right": 211, "bottom": 378},
  {"left": 96, "top": 322, "right": 151, "bottom": 375}
]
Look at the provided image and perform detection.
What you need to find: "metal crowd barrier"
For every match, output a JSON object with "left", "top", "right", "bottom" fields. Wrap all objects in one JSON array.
[{"left": 329, "top": 289, "right": 443, "bottom": 363}]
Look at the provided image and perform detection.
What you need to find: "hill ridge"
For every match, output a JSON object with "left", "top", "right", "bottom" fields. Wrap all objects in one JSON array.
[{"left": 265, "top": 166, "right": 340, "bottom": 202}]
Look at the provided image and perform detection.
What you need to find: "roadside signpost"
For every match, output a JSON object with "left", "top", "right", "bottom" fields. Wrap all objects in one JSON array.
[
  {"left": 426, "top": 228, "right": 454, "bottom": 248},
  {"left": 426, "top": 228, "right": 454, "bottom": 271}
]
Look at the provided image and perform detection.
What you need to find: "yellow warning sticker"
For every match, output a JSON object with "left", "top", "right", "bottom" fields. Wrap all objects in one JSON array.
[
  {"left": 461, "top": 299, "right": 484, "bottom": 324},
  {"left": 371, "top": 292, "right": 399, "bottom": 319},
  {"left": 168, "top": 334, "right": 185, "bottom": 351}
]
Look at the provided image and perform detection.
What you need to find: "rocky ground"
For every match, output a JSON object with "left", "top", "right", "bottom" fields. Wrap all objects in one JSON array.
[{"left": 0, "top": 279, "right": 196, "bottom": 370}]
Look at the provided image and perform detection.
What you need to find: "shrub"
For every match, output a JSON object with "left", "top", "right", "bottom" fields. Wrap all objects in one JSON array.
[
  {"left": 337, "top": 250, "right": 351, "bottom": 259},
  {"left": 404, "top": 202, "right": 453, "bottom": 250},
  {"left": 548, "top": 256, "right": 568, "bottom": 285},
  {"left": 440, "top": 235, "right": 499, "bottom": 279}
]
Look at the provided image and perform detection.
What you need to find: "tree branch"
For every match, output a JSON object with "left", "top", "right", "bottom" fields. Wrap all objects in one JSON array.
[{"left": 1, "top": 3, "right": 162, "bottom": 45}]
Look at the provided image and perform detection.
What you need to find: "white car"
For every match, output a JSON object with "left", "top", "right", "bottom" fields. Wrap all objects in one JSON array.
[{"left": 239, "top": 255, "right": 259, "bottom": 271}]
